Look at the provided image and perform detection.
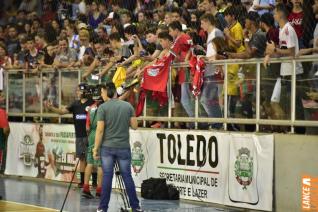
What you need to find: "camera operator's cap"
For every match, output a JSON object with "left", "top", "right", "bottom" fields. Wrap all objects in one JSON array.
[{"left": 78, "top": 22, "right": 88, "bottom": 30}]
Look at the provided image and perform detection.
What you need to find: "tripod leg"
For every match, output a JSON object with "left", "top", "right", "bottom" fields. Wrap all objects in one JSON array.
[
  {"left": 115, "top": 162, "right": 131, "bottom": 210},
  {"left": 60, "top": 159, "right": 80, "bottom": 212}
]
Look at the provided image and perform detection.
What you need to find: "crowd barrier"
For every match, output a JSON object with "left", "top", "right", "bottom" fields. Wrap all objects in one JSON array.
[
  {"left": 1, "top": 55, "right": 318, "bottom": 133},
  {"left": 5, "top": 122, "right": 318, "bottom": 212}
]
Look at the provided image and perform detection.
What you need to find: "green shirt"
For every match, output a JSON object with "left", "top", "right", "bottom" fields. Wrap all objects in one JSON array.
[{"left": 97, "top": 99, "right": 134, "bottom": 148}]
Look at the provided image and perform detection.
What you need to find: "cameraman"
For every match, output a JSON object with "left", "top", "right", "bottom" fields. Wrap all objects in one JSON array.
[
  {"left": 93, "top": 82, "right": 142, "bottom": 212},
  {"left": 46, "top": 83, "right": 94, "bottom": 188}
]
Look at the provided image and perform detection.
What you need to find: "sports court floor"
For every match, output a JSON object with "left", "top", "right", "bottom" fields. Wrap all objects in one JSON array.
[{"left": 0, "top": 176, "right": 242, "bottom": 212}]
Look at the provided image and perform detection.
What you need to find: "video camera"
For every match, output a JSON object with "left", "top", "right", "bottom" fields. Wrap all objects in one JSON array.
[{"left": 79, "top": 83, "right": 102, "bottom": 100}]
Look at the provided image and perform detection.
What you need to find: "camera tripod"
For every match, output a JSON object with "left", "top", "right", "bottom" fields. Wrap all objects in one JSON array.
[{"left": 114, "top": 162, "right": 131, "bottom": 212}]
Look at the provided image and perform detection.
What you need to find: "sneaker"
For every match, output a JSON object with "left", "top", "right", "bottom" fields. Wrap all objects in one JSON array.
[
  {"left": 82, "top": 191, "right": 94, "bottom": 199},
  {"left": 96, "top": 208, "right": 104, "bottom": 212},
  {"left": 95, "top": 192, "right": 101, "bottom": 198}
]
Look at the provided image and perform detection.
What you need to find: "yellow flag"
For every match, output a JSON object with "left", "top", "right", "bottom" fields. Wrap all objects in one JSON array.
[{"left": 112, "top": 66, "right": 126, "bottom": 88}]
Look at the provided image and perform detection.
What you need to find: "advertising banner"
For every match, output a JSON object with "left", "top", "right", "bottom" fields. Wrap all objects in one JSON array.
[
  {"left": 129, "top": 130, "right": 229, "bottom": 204},
  {"left": 224, "top": 134, "right": 274, "bottom": 211},
  {"left": 6, "top": 124, "right": 273, "bottom": 210},
  {"left": 6, "top": 123, "right": 78, "bottom": 182}
]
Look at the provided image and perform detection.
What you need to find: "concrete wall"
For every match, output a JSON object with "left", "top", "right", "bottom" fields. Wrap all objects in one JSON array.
[{"left": 274, "top": 134, "right": 318, "bottom": 212}]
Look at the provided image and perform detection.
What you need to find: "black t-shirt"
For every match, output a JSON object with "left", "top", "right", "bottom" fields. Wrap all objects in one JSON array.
[{"left": 67, "top": 98, "right": 94, "bottom": 138}]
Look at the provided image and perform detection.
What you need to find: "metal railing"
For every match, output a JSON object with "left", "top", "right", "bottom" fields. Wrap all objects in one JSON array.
[{"left": 2, "top": 55, "right": 318, "bottom": 133}]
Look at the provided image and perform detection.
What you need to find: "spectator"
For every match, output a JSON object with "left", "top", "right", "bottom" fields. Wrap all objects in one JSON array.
[
  {"left": 223, "top": 6, "right": 246, "bottom": 53},
  {"left": 19, "top": 0, "right": 37, "bottom": 13},
  {"left": 25, "top": 36, "right": 43, "bottom": 70},
  {"left": 198, "top": 0, "right": 228, "bottom": 31},
  {"left": 99, "top": 33, "right": 131, "bottom": 77},
  {"left": 171, "top": 7, "right": 188, "bottom": 30},
  {"left": 96, "top": 26, "right": 108, "bottom": 42},
  {"left": 53, "top": 37, "right": 77, "bottom": 68},
  {"left": 0, "top": 91, "right": 10, "bottom": 174},
  {"left": 34, "top": 31, "right": 48, "bottom": 51},
  {"left": 227, "top": 12, "right": 267, "bottom": 59},
  {"left": 78, "top": 29, "right": 95, "bottom": 66},
  {"left": 250, "top": 0, "right": 275, "bottom": 15},
  {"left": 6, "top": 25, "right": 20, "bottom": 57},
  {"left": 66, "top": 24, "right": 80, "bottom": 50},
  {"left": 164, "top": 12, "right": 173, "bottom": 25},
  {"left": 288, "top": 0, "right": 304, "bottom": 48},
  {"left": 213, "top": 36, "right": 241, "bottom": 130},
  {"left": 137, "top": 11, "right": 146, "bottom": 23},
  {"left": 227, "top": 12, "right": 267, "bottom": 131},
  {"left": 302, "top": 0, "right": 316, "bottom": 48},
  {"left": 169, "top": 21, "right": 193, "bottom": 124},
  {"left": 120, "top": 10, "right": 133, "bottom": 28},
  {"left": 264, "top": 3, "right": 305, "bottom": 133},
  {"left": 0, "top": 44, "right": 12, "bottom": 69},
  {"left": 41, "top": 43, "right": 57, "bottom": 67},
  {"left": 51, "top": 19, "right": 61, "bottom": 36},
  {"left": 111, "top": 22, "right": 125, "bottom": 39},
  {"left": 88, "top": 1, "right": 106, "bottom": 29},
  {"left": 83, "top": 38, "right": 108, "bottom": 80},
  {"left": 260, "top": 12, "right": 280, "bottom": 45},
  {"left": 199, "top": 13, "right": 224, "bottom": 129}
]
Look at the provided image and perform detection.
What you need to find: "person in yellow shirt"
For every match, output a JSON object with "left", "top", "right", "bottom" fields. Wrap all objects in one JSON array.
[
  {"left": 223, "top": 6, "right": 246, "bottom": 53},
  {"left": 212, "top": 37, "right": 240, "bottom": 130}
]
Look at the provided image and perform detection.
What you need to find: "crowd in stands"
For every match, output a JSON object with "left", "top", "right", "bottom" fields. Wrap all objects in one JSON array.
[{"left": 0, "top": 0, "right": 318, "bottom": 133}]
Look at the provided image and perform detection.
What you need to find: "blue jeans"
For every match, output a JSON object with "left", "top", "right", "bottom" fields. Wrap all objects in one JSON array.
[
  {"left": 181, "top": 76, "right": 222, "bottom": 129},
  {"left": 99, "top": 147, "right": 140, "bottom": 211}
]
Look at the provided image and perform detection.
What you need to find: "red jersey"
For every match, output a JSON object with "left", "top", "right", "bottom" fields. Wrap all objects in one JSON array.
[
  {"left": 170, "top": 33, "right": 192, "bottom": 62},
  {"left": 288, "top": 11, "right": 303, "bottom": 39},
  {"left": 170, "top": 33, "right": 192, "bottom": 84},
  {"left": 0, "top": 108, "right": 9, "bottom": 129}
]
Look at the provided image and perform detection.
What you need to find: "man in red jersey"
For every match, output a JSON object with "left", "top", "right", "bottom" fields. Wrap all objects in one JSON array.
[{"left": 169, "top": 21, "right": 194, "bottom": 124}]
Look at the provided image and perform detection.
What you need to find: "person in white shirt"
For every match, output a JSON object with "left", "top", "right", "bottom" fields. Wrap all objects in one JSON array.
[
  {"left": 264, "top": 4, "right": 305, "bottom": 133},
  {"left": 199, "top": 13, "right": 223, "bottom": 129}
]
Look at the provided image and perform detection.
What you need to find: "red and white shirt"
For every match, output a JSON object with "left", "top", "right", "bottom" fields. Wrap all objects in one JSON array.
[{"left": 279, "top": 22, "right": 303, "bottom": 76}]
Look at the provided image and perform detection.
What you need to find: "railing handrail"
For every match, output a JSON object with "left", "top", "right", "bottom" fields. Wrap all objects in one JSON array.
[{"left": 3, "top": 55, "right": 318, "bottom": 132}]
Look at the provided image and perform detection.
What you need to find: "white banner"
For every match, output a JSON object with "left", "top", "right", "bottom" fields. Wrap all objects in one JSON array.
[
  {"left": 6, "top": 123, "right": 79, "bottom": 182},
  {"left": 129, "top": 130, "right": 229, "bottom": 204},
  {"left": 224, "top": 134, "right": 274, "bottom": 211},
  {"left": 6, "top": 124, "right": 273, "bottom": 211}
]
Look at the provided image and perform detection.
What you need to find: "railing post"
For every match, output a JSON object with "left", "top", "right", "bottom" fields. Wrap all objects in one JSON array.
[
  {"left": 291, "top": 60, "right": 296, "bottom": 133},
  {"left": 143, "top": 96, "right": 147, "bottom": 128},
  {"left": 194, "top": 97, "right": 199, "bottom": 130},
  {"left": 223, "top": 63, "right": 228, "bottom": 131},
  {"left": 22, "top": 72, "right": 25, "bottom": 122},
  {"left": 58, "top": 70, "right": 62, "bottom": 124},
  {"left": 256, "top": 62, "right": 260, "bottom": 132},
  {"left": 168, "top": 64, "right": 172, "bottom": 128},
  {"left": 40, "top": 72, "right": 43, "bottom": 122},
  {"left": 5, "top": 72, "right": 9, "bottom": 113}
]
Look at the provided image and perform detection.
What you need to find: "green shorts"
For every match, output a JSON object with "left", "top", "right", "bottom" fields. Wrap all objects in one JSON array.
[
  {"left": 86, "top": 146, "right": 102, "bottom": 167},
  {"left": 86, "top": 132, "right": 101, "bottom": 166}
]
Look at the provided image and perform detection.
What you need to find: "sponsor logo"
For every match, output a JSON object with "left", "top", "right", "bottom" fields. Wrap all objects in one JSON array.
[
  {"left": 157, "top": 133, "right": 218, "bottom": 168},
  {"left": 235, "top": 147, "right": 253, "bottom": 190},
  {"left": 302, "top": 176, "right": 318, "bottom": 211},
  {"left": 75, "top": 114, "right": 87, "bottom": 120},
  {"left": 19, "top": 135, "right": 35, "bottom": 166},
  {"left": 147, "top": 68, "right": 160, "bottom": 77},
  {"left": 131, "top": 141, "right": 145, "bottom": 175}
]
